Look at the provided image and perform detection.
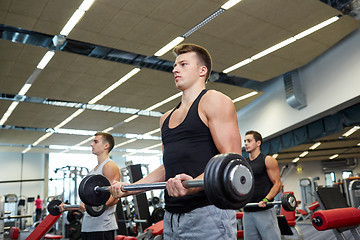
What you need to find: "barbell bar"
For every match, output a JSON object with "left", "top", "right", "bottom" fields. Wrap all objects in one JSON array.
[
  {"left": 79, "top": 153, "right": 255, "bottom": 210},
  {"left": 47, "top": 199, "right": 106, "bottom": 217},
  {"left": 244, "top": 193, "right": 297, "bottom": 211}
]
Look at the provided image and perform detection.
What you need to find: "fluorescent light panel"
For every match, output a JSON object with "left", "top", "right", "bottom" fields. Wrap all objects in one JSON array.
[
  {"left": 222, "top": 16, "right": 340, "bottom": 74},
  {"left": 37, "top": 51, "right": 55, "bottom": 69},
  {"left": 299, "top": 151, "right": 309, "bottom": 157},
  {"left": 342, "top": 126, "right": 360, "bottom": 137},
  {"left": 154, "top": 37, "right": 184, "bottom": 57},
  {"left": 272, "top": 153, "right": 278, "bottom": 159},
  {"left": 292, "top": 157, "right": 300, "bottom": 163},
  {"left": 18, "top": 84, "right": 32, "bottom": 96},
  {"left": 309, "top": 142, "right": 321, "bottom": 150},
  {"left": 88, "top": 68, "right": 141, "bottom": 104},
  {"left": 232, "top": 91, "right": 258, "bottom": 103},
  {"left": 54, "top": 109, "right": 85, "bottom": 129},
  {"left": 0, "top": 102, "right": 19, "bottom": 125},
  {"left": 329, "top": 154, "right": 339, "bottom": 159},
  {"left": 221, "top": 0, "right": 243, "bottom": 10},
  {"left": 60, "top": 9, "right": 85, "bottom": 36}
]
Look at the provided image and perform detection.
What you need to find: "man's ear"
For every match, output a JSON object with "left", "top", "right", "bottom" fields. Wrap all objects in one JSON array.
[{"left": 199, "top": 65, "right": 207, "bottom": 78}]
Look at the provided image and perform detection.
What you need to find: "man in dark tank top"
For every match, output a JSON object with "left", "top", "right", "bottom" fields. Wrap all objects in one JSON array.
[
  {"left": 243, "top": 130, "right": 282, "bottom": 240},
  {"left": 110, "top": 44, "right": 242, "bottom": 239}
]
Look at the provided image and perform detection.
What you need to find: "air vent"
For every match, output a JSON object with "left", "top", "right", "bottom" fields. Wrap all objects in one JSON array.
[
  {"left": 321, "top": 158, "right": 358, "bottom": 171},
  {"left": 283, "top": 69, "right": 307, "bottom": 110}
]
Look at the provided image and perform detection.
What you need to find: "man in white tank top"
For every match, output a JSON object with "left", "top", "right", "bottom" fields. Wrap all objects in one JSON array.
[{"left": 80, "top": 132, "right": 120, "bottom": 240}]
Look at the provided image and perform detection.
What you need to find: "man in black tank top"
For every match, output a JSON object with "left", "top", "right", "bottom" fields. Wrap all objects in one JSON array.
[
  {"left": 243, "top": 130, "right": 282, "bottom": 240},
  {"left": 109, "top": 44, "right": 242, "bottom": 239}
]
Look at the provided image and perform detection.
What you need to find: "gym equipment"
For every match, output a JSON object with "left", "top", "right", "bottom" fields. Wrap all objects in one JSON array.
[
  {"left": 79, "top": 153, "right": 254, "bottom": 210},
  {"left": 314, "top": 186, "right": 360, "bottom": 239},
  {"left": 67, "top": 210, "right": 84, "bottom": 223},
  {"left": 47, "top": 199, "right": 105, "bottom": 217},
  {"left": 25, "top": 214, "right": 61, "bottom": 240},
  {"left": 244, "top": 192, "right": 297, "bottom": 211},
  {"left": 312, "top": 207, "right": 360, "bottom": 231}
]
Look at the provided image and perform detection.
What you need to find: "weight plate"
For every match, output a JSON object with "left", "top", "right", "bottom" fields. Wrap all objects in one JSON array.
[
  {"left": 78, "top": 174, "right": 111, "bottom": 206},
  {"left": 205, "top": 153, "right": 253, "bottom": 210},
  {"left": 281, "top": 193, "right": 296, "bottom": 211},
  {"left": 47, "top": 199, "right": 62, "bottom": 216},
  {"left": 67, "top": 210, "right": 83, "bottom": 223},
  {"left": 85, "top": 204, "right": 106, "bottom": 217},
  {"left": 151, "top": 207, "right": 165, "bottom": 223}
]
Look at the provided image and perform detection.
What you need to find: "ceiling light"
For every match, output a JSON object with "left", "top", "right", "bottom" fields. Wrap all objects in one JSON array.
[
  {"left": 272, "top": 153, "right": 278, "bottom": 158},
  {"left": 309, "top": 142, "right": 321, "bottom": 150},
  {"left": 88, "top": 68, "right": 141, "bottom": 104},
  {"left": 75, "top": 136, "right": 95, "bottom": 147},
  {"left": 144, "top": 128, "right": 160, "bottom": 135},
  {"left": 154, "top": 37, "right": 184, "bottom": 57},
  {"left": 357, "top": 143, "right": 360, "bottom": 146},
  {"left": 221, "top": 0, "right": 243, "bottom": 10},
  {"left": 54, "top": 109, "right": 85, "bottom": 129},
  {"left": 342, "top": 126, "right": 360, "bottom": 137},
  {"left": 37, "top": 51, "right": 55, "bottom": 69},
  {"left": 292, "top": 157, "right": 300, "bottom": 163},
  {"left": 33, "top": 132, "right": 53, "bottom": 146},
  {"left": 329, "top": 154, "right": 339, "bottom": 159},
  {"left": 60, "top": 9, "right": 85, "bottom": 36},
  {"left": 299, "top": 151, "right": 309, "bottom": 157},
  {"left": 294, "top": 16, "right": 340, "bottom": 40},
  {"left": 102, "top": 127, "right": 114, "bottom": 133},
  {"left": 22, "top": 146, "right": 31, "bottom": 154},
  {"left": 115, "top": 139, "right": 137, "bottom": 148},
  {"left": 124, "top": 115, "right": 139, "bottom": 123},
  {"left": 0, "top": 102, "right": 19, "bottom": 125},
  {"left": 222, "top": 15, "right": 340, "bottom": 74},
  {"left": 251, "top": 38, "right": 296, "bottom": 60},
  {"left": 232, "top": 91, "right": 258, "bottom": 103},
  {"left": 18, "top": 83, "right": 32, "bottom": 96},
  {"left": 146, "top": 92, "right": 182, "bottom": 111},
  {"left": 223, "top": 59, "right": 253, "bottom": 74},
  {"left": 55, "top": 128, "right": 96, "bottom": 136},
  {"left": 79, "top": 0, "right": 95, "bottom": 11}
]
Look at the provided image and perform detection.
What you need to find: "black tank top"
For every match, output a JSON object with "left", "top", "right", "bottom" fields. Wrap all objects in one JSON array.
[
  {"left": 161, "top": 89, "right": 219, "bottom": 213},
  {"left": 244, "top": 153, "right": 273, "bottom": 212}
]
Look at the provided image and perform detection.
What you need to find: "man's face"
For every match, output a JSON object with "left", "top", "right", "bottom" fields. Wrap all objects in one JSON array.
[
  {"left": 244, "top": 134, "right": 260, "bottom": 153},
  {"left": 172, "top": 52, "right": 205, "bottom": 90},
  {"left": 90, "top": 135, "right": 108, "bottom": 155}
]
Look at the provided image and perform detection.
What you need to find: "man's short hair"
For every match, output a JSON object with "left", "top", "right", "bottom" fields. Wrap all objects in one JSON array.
[
  {"left": 173, "top": 43, "right": 212, "bottom": 82},
  {"left": 95, "top": 132, "right": 115, "bottom": 152},
  {"left": 245, "top": 130, "right": 263, "bottom": 146}
]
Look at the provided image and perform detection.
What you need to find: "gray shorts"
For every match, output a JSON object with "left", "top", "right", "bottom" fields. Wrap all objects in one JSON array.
[
  {"left": 243, "top": 208, "right": 281, "bottom": 240},
  {"left": 163, "top": 205, "right": 237, "bottom": 240}
]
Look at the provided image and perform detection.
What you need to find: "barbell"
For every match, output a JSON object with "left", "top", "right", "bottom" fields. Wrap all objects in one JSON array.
[
  {"left": 79, "top": 153, "right": 255, "bottom": 210},
  {"left": 47, "top": 199, "right": 106, "bottom": 217},
  {"left": 244, "top": 193, "right": 297, "bottom": 211}
]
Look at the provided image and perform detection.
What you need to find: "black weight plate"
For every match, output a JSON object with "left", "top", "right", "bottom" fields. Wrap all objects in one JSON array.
[
  {"left": 78, "top": 175, "right": 91, "bottom": 205},
  {"left": 205, "top": 153, "right": 246, "bottom": 209},
  {"left": 281, "top": 193, "right": 296, "bottom": 211},
  {"left": 151, "top": 207, "right": 165, "bottom": 223},
  {"left": 223, "top": 158, "right": 254, "bottom": 206},
  {"left": 204, "top": 154, "right": 226, "bottom": 209},
  {"left": 85, "top": 204, "right": 106, "bottom": 217},
  {"left": 47, "top": 199, "right": 62, "bottom": 216},
  {"left": 67, "top": 210, "right": 83, "bottom": 223},
  {"left": 78, "top": 174, "right": 111, "bottom": 206}
]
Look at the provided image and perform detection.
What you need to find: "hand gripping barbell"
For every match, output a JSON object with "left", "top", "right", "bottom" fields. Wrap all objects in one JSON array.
[
  {"left": 78, "top": 153, "right": 255, "bottom": 210},
  {"left": 47, "top": 199, "right": 106, "bottom": 217},
  {"left": 244, "top": 193, "right": 297, "bottom": 211}
]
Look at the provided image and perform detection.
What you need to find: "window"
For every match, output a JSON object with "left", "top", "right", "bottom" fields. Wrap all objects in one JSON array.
[
  {"left": 342, "top": 170, "right": 353, "bottom": 179},
  {"left": 324, "top": 172, "right": 335, "bottom": 186}
]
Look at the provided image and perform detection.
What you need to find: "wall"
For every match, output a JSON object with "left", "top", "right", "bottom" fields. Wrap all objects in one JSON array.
[
  {"left": 237, "top": 27, "right": 360, "bottom": 140},
  {"left": 0, "top": 152, "right": 45, "bottom": 200}
]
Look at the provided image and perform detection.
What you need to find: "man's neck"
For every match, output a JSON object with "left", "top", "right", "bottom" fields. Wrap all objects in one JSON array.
[
  {"left": 96, "top": 152, "right": 109, "bottom": 165},
  {"left": 249, "top": 148, "right": 261, "bottom": 160},
  {"left": 181, "top": 82, "right": 205, "bottom": 106}
]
